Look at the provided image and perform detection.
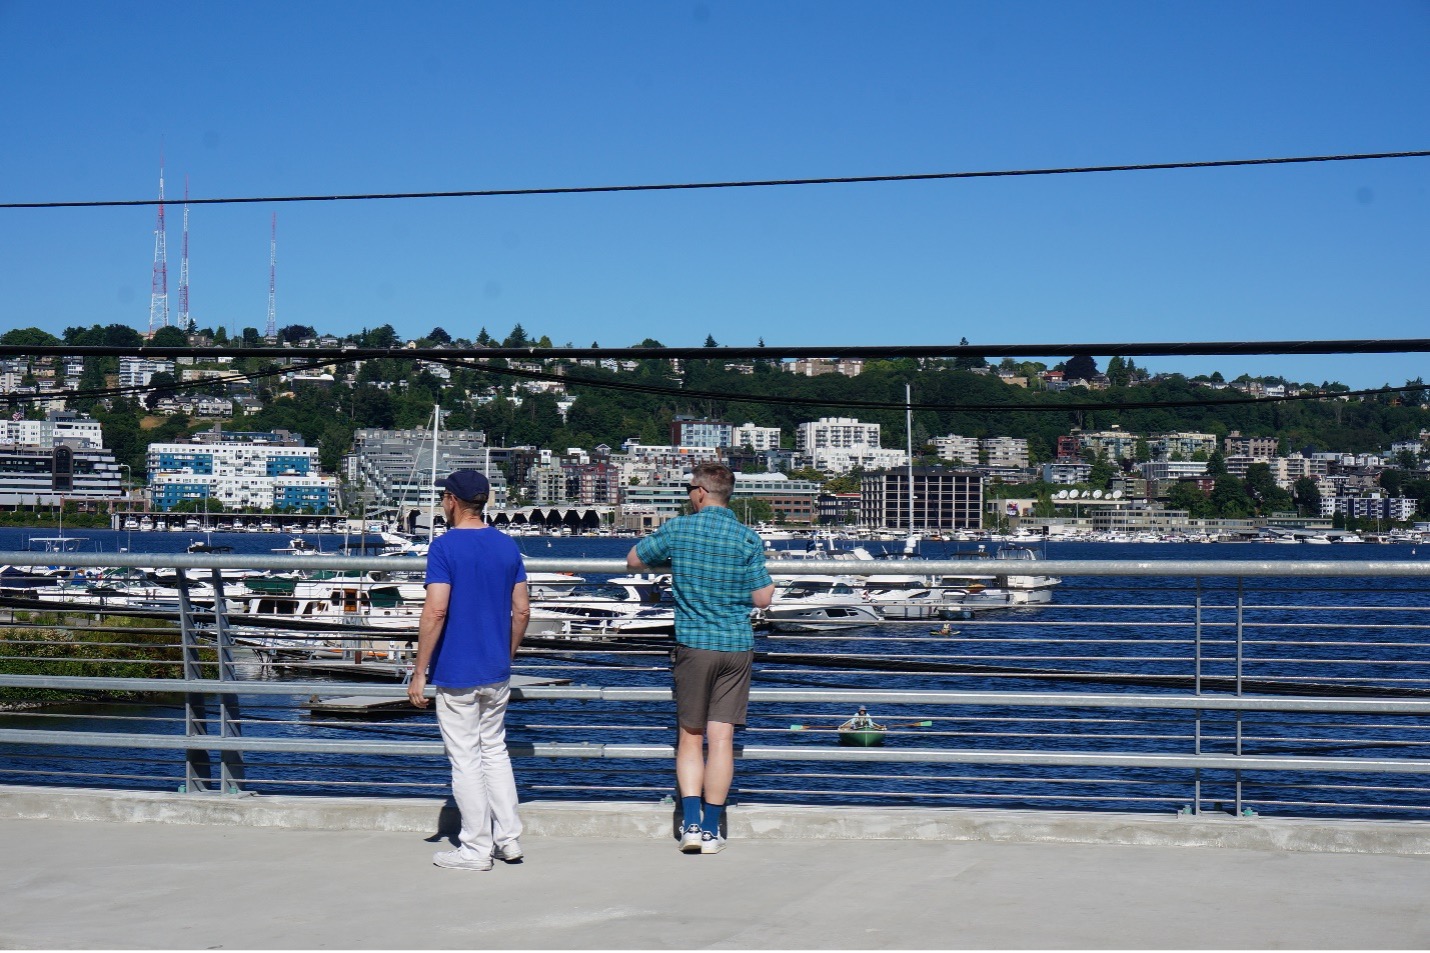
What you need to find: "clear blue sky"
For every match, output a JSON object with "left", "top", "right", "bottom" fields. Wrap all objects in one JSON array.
[{"left": 2, "top": 1, "right": 1427, "bottom": 388}]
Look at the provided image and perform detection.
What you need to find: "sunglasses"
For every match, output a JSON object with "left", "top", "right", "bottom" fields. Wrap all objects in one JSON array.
[{"left": 683, "top": 483, "right": 704, "bottom": 493}]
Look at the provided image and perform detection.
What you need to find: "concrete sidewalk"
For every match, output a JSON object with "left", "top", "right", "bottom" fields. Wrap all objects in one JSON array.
[{"left": 3, "top": 796, "right": 1430, "bottom": 948}]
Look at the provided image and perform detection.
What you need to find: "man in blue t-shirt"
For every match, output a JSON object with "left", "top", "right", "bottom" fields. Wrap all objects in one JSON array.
[
  {"left": 628, "top": 463, "right": 774, "bottom": 855},
  {"left": 408, "top": 469, "right": 530, "bottom": 872}
]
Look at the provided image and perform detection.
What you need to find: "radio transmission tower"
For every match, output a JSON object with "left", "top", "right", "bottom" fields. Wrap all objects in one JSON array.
[
  {"left": 265, "top": 213, "right": 277, "bottom": 341},
  {"left": 177, "top": 177, "right": 191, "bottom": 332},
  {"left": 148, "top": 161, "right": 170, "bottom": 334}
]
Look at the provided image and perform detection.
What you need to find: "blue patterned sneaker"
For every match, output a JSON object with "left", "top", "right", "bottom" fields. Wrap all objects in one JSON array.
[
  {"left": 679, "top": 823, "right": 704, "bottom": 853},
  {"left": 700, "top": 830, "right": 726, "bottom": 854}
]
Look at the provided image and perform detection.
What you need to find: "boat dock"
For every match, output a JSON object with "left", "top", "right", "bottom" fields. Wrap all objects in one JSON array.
[{"left": 2, "top": 788, "right": 1427, "bottom": 948}]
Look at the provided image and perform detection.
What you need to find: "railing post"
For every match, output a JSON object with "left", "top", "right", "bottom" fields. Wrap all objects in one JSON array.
[
  {"left": 1193, "top": 576, "right": 1203, "bottom": 815},
  {"left": 1234, "top": 576, "right": 1245, "bottom": 815},
  {"left": 176, "top": 568, "right": 213, "bottom": 793},
  {"left": 211, "top": 570, "right": 247, "bottom": 794}
]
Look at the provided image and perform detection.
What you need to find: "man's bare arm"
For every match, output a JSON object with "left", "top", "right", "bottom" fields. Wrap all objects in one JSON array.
[
  {"left": 510, "top": 581, "right": 530, "bottom": 660},
  {"left": 408, "top": 582, "right": 451, "bottom": 708},
  {"left": 752, "top": 583, "right": 775, "bottom": 610}
]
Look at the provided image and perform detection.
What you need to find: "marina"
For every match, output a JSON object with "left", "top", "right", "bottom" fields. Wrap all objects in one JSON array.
[{"left": 1, "top": 532, "right": 1428, "bottom": 821}]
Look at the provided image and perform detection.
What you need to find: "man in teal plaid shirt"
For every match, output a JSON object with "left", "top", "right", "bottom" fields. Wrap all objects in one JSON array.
[{"left": 628, "top": 463, "right": 774, "bottom": 854}]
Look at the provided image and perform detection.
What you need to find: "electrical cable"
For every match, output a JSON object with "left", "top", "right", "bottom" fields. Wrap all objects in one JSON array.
[
  {"left": 4, "top": 150, "right": 1427, "bottom": 209},
  {"left": 423, "top": 354, "right": 1426, "bottom": 414}
]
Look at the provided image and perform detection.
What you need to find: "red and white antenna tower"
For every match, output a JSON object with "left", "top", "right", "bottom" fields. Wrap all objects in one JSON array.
[
  {"left": 265, "top": 213, "right": 277, "bottom": 341},
  {"left": 148, "top": 159, "right": 170, "bottom": 334},
  {"left": 177, "top": 177, "right": 191, "bottom": 332}
]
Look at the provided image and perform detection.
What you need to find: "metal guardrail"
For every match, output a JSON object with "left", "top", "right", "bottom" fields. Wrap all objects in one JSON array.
[{"left": 1, "top": 551, "right": 1428, "bottom": 818}]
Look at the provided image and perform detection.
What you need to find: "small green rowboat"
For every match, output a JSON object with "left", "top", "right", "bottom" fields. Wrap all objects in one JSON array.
[{"left": 837, "top": 706, "right": 887, "bottom": 747}]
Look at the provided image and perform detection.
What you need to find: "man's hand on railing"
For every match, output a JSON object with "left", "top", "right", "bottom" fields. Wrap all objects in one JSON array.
[{"left": 406, "top": 670, "right": 429, "bottom": 709}]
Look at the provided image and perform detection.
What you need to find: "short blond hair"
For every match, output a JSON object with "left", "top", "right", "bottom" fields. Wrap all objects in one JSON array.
[{"left": 690, "top": 463, "right": 735, "bottom": 503}]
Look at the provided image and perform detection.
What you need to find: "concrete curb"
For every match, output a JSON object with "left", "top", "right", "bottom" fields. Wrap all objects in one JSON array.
[{"left": 3, "top": 784, "right": 1429, "bottom": 855}]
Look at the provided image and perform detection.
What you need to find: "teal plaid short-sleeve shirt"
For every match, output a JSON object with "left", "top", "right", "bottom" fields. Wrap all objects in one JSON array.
[{"left": 634, "top": 505, "right": 772, "bottom": 652}]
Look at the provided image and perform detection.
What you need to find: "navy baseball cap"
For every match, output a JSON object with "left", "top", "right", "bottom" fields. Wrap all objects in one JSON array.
[{"left": 435, "top": 469, "right": 491, "bottom": 501}]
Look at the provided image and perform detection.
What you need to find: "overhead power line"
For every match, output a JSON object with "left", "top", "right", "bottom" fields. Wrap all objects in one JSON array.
[
  {"left": 427, "top": 355, "right": 1425, "bottom": 413},
  {"left": 6, "top": 337, "right": 1430, "bottom": 363},
  {"left": 4, "top": 150, "right": 1427, "bottom": 209}
]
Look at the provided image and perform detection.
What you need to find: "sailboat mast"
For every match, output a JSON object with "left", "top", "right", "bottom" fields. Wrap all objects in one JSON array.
[
  {"left": 906, "top": 383, "right": 915, "bottom": 533},
  {"left": 429, "top": 404, "right": 441, "bottom": 542}
]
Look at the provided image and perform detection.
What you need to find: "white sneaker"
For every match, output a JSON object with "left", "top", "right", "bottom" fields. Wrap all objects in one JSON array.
[
  {"left": 700, "top": 830, "right": 726, "bottom": 854},
  {"left": 679, "top": 823, "right": 704, "bottom": 853},
  {"left": 433, "top": 848, "right": 493, "bottom": 871},
  {"left": 493, "top": 842, "right": 523, "bottom": 863}
]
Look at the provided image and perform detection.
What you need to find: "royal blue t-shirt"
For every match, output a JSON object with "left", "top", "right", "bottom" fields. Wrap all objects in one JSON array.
[{"left": 424, "top": 526, "right": 528, "bottom": 688}]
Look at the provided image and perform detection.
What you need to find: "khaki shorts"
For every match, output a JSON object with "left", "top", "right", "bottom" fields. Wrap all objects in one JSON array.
[{"left": 671, "top": 644, "right": 754, "bottom": 730}]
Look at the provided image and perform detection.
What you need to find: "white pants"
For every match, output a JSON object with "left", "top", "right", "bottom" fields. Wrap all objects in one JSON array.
[{"left": 435, "top": 681, "right": 523, "bottom": 859}]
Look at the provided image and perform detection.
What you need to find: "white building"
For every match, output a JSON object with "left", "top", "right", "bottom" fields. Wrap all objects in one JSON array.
[
  {"left": 981, "top": 437, "right": 1029, "bottom": 469},
  {"left": 0, "top": 411, "right": 104, "bottom": 449},
  {"left": 808, "top": 446, "right": 908, "bottom": 476},
  {"left": 731, "top": 422, "right": 781, "bottom": 452},
  {"left": 797, "top": 417, "right": 881, "bottom": 453},
  {"left": 934, "top": 435, "right": 980, "bottom": 465},
  {"left": 147, "top": 438, "right": 337, "bottom": 512},
  {"left": 935, "top": 435, "right": 1029, "bottom": 469},
  {"left": 1139, "top": 460, "right": 1209, "bottom": 482},
  {"left": 119, "top": 357, "right": 176, "bottom": 390}
]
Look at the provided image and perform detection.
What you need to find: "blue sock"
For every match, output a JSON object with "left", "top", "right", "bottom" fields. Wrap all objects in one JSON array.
[
  {"left": 702, "top": 801, "right": 724, "bottom": 836},
  {"left": 682, "top": 796, "right": 703, "bottom": 829}
]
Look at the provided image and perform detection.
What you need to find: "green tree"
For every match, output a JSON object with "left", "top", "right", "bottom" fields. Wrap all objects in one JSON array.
[
  {"left": 0, "top": 327, "right": 62, "bottom": 347},
  {"left": 150, "top": 326, "right": 188, "bottom": 348},
  {"left": 1209, "top": 475, "right": 1253, "bottom": 518},
  {"left": 1292, "top": 477, "right": 1322, "bottom": 517},
  {"left": 1243, "top": 463, "right": 1292, "bottom": 514},
  {"left": 1166, "top": 480, "right": 1212, "bottom": 519},
  {"left": 1087, "top": 450, "right": 1116, "bottom": 490},
  {"left": 729, "top": 497, "right": 773, "bottom": 525}
]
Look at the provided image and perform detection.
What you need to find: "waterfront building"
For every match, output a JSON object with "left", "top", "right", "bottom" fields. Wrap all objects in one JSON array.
[
  {"left": 1089, "top": 503, "right": 1189, "bottom": 536},
  {"left": 622, "top": 472, "right": 822, "bottom": 526},
  {"left": 859, "top": 467, "right": 983, "bottom": 531},
  {"left": 0, "top": 411, "right": 104, "bottom": 450},
  {"left": 816, "top": 492, "right": 862, "bottom": 525},
  {"left": 670, "top": 416, "right": 734, "bottom": 449},
  {"left": 148, "top": 433, "right": 338, "bottom": 512},
  {"left": 730, "top": 422, "right": 781, "bottom": 452},
  {"left": 347, "top": 427, "right": 507, "bottom": 511},
  {"left": 1321, "top": 493, "right": 1418, "bottom": 522},
  {"left": 0, "top": 446, "right": 123, "bottom": 508}
]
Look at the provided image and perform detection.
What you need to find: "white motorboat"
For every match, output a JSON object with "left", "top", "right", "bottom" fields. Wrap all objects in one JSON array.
[{"left": 763, "top": 577, "right": 882, "bottom": 632}]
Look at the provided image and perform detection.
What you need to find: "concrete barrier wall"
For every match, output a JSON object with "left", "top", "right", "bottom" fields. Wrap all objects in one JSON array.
[{"left": 4, "top": 784, "right": 1429, "bottom": 855}]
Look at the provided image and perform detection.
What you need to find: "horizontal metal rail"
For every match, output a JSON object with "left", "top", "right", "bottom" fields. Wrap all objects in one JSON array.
[
  {"left": 6, "top": 550, "right": 1430, "bottom": 578},
  {"left": 4, "top": 728, "right": 1427, "bottom": 775},
  {"left": 5, "top": 674, "right": 1430, "bottom": 714}
]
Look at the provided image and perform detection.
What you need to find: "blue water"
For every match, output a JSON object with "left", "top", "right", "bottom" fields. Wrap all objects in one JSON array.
[{"left": 2, "top": 532, "right": 1428, "bottom": 818}]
